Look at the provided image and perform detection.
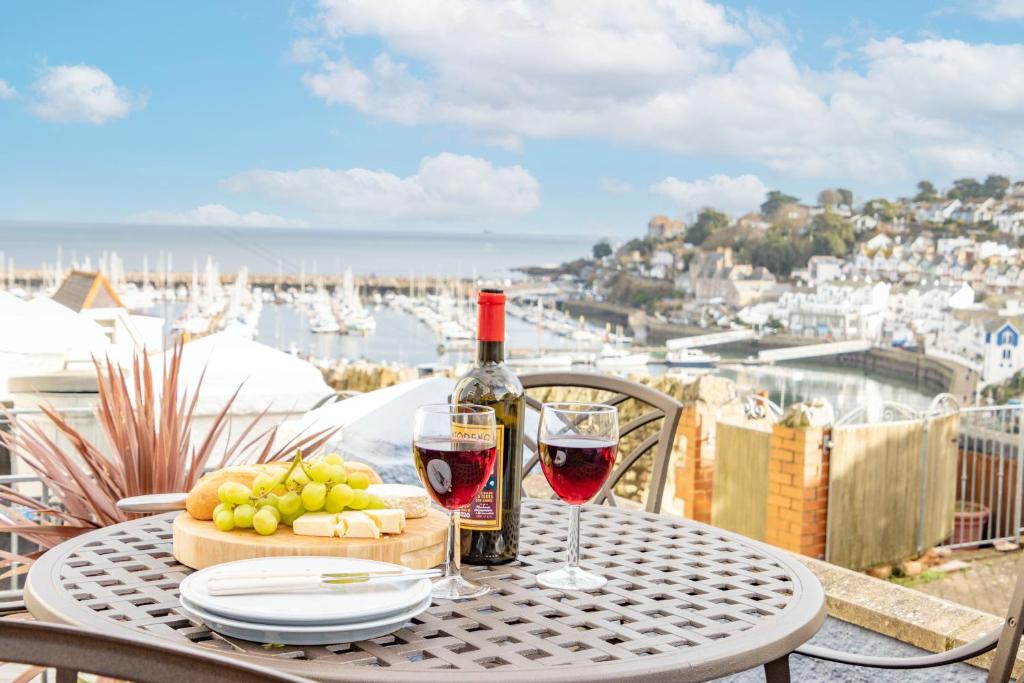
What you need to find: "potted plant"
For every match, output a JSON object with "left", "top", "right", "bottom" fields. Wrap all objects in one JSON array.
[
  {"left": 0, "top": 340, "right": 336, "bottom": 581},
  {"left": 950, "top": 500, "right": 989, "bottom": 547}
]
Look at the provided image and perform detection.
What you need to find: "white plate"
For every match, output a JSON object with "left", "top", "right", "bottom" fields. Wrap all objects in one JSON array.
[
  {"left": 179, "top": 556, "right": 433, "bottom": 626},
  {"left": 178, "top": 594, "right": 432, "bottom": 646}
]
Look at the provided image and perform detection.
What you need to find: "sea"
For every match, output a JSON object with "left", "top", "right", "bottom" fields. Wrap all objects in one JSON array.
[{"left": 0, "top": 223, "right": 594, "bottom": 278}]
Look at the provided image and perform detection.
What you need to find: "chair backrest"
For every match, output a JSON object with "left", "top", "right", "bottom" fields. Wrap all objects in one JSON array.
[
  {"left": 0, "top": 619, "right": 314, "bottom": 683},
  {"left": 519, "top": 372, "right": 683, "bottom": 513}
]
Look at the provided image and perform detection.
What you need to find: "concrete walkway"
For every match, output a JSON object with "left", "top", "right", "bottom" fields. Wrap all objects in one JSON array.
[{"left": 910, "top": 548, "right": 1020, "bottom": 617}]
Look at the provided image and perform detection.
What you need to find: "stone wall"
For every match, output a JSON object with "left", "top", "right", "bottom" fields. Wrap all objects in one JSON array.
[{"left": 321, "top": 362, "right": 424, "bottom": 394}]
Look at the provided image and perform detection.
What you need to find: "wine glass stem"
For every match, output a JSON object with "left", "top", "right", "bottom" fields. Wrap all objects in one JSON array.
[
  {"left": 445, "top": 508, "right": 461, "bottom": 580},
  {"left": 567, "top": 505, "right": 581, "bottom": 571}
]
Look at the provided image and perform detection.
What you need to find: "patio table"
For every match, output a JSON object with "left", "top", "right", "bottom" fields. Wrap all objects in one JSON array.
[{"left": 24, "top": 499, "right": 824, "bottom": 682}]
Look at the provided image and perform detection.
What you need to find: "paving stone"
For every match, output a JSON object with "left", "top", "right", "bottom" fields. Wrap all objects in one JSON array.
[{"left": 909, "top": 548, "right": 1021, "bottom": 617}]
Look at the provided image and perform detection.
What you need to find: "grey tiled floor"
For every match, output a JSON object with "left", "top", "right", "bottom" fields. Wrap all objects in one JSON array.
[{"left": 721, "top": 617, "right": 985, "bottom": 682}]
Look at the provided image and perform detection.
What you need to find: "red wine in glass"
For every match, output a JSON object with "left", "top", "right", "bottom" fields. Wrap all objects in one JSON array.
[
  {"left": 413, "top": 438, "right": 497, "bottom": 509},
  {"left": 538, "top": 437, "right": 617, "bottom": 505}
]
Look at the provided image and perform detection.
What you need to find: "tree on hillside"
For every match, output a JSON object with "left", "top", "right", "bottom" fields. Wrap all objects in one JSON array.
[
  {"left": 947, "top": 177, "right": 984, "bottom": 200},
  {"left": 811, "top": 231, "right": 848, "bottom": 257},
  {"left": 687, "top": 207, "right": 729, "bottom": 245},
  {"left": 863, "top": 198, "right": 898, "bottom": 220},
  {"left": 817, "top": 189, "right": 841, "bottom": 207},
  {"left": 984, "top": 174, "right": 1010, "bottom": 199},
  {"left": 760, "top": 190, "right": 799, "bottom": 218},
  {"left": 592, "top": 239, "right": 612, "bottom": 260},
  {"left": 808, "top": 210, "right": 854, "bottom": 257},
  {"left": 837, "top": 188, "right": 854, "bottom": 207},
  {"left": 914, "top": 180, "right": 938, "bottom": 202},
  {"left": 751, "top": 236, "right": 800, "bottom": 277}
]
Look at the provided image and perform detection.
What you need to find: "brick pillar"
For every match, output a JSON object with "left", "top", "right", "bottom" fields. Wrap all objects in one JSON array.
[
  {"left": 765, "top": 425, "right": 829, "bottom": 558},
  {"left": 673, "top": 404, "right": 714, "bottom": 523}
]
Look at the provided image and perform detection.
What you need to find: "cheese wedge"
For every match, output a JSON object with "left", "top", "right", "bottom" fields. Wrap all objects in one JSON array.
[
  {"left": 366, "top": 484, "right": 430, "bottom": 518},
  {"left": 292, "top": 512, "right": 338, "bottom": 537},
  {"left": 339, "top": 511, "right": 381, "bottom": 539},
  {"left": 364, "top": 508, "right": 406, "bottom": 534}
]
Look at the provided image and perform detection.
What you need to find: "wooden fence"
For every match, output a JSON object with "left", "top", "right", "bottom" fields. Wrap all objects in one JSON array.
[
  {"left": 826, "top": 412, "right": 959, "bottom": 569},
  {"left": 711, "top": 421, "right": 772, "bottom": 541}
]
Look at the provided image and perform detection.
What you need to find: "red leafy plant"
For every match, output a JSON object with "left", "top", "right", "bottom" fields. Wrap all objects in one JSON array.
[{"left": 0, "top": 339, "right": 337, "bottom": 574}]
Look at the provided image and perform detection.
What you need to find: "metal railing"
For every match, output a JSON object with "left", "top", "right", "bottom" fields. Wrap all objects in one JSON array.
[
  {"left": 1, "top": 408, "right": 91, "bottom": 593},
  {"left": 830, "top": 396, "right": 1024, "bottom": 551},
  {"left": 952, "top": 404, "right": 1024, "bottom": 549},
  {"left": 0, "top": 472, "right": 49, "bottom": 592}
]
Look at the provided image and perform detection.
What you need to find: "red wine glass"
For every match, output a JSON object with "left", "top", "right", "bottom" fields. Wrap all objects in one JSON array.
[
  {"left": 537, "top": 402, "right": 619, "bottom": 591},
  {"left": 413, "top": 403, "right": 496, "bottom": 600}
]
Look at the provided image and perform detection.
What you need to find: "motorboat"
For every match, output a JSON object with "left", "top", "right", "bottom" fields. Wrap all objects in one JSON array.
[
  {"left": 594, "top": 345, "right": 650, "bottom": 368},
  {"left": 665, "top": 348, "right": 720, "bottom": 368},
  {"left": 505, "top": 353, "right": 574, "bottom": 368}
]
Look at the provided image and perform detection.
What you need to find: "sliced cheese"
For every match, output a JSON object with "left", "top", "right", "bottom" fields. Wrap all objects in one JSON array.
[
  {"left": 366, "top": 484, "right": 430, "bottom": 519},
  {"left": 364, "top": 508, "right": 406, "bottom": 534},
  {"left": 339, "top": 511, "right": 381, "bottom": 539},
  {"left": 292, "top": 512, "right": 338, "bottom": 537}
]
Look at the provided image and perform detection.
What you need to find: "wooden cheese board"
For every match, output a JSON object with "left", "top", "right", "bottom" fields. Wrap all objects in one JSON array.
[{"left": 172, "top": 509, "right": 448, "bottom": 570}]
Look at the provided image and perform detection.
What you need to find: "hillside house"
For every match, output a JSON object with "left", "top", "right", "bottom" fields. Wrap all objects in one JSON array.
[
  {"left": 647, "top": 215, "right": 686, "bottom": 240},
  {"left": 983, "top": 318, "right": 1024, "bottom": 384},
  {"left": 689, "top": 249, "right": 777, "bottom": 307}
]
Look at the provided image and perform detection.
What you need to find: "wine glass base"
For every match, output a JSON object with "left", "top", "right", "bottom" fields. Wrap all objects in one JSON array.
[
  {"left": 537, "top": 566, "right": 607, "bottom": 592},
  {"left": 430, "top": 574, "right": 490, "bottom": 601}
]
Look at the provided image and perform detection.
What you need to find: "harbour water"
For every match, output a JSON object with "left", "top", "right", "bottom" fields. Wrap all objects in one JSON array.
[{"left": 150, "top": 299, "right": 932, "bottom": 416}]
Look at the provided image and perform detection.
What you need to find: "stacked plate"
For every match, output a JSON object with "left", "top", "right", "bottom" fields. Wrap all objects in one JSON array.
[{"left": 178, "top": 556, "right": 433, "bottom": 645}]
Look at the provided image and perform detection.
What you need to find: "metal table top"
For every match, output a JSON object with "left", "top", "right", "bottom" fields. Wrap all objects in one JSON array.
[{"left": 25, "top": 499, "right": 825, "bottom": 682}]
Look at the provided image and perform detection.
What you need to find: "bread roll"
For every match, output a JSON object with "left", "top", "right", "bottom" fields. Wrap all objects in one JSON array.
[{"left": 186, "top": 463, "right": 288, "bottom": 520}]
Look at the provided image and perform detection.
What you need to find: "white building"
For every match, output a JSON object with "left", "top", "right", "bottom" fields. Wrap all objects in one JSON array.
[
  {"left": 806, "top": 255, "right": 844, "bottom": 285},
  {"left": 983, "top": 318, "right": 1024, "bottom": 385},
  {"left": 915, "top": 199, "right": 961, "bottom": 224},
  {"left": 774, "top": 282, "right": 890, "bottom": 341},
  {"left": 995, "top": 207, "right": 1024, "bottom": 237}
]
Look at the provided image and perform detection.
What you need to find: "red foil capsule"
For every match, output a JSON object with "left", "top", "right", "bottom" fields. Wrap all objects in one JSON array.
[{"left": 477, "top": 289, "right": 505, "bottom": 342}]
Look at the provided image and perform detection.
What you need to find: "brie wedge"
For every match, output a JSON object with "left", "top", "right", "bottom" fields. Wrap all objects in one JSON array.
[{"left": 366, "top": 484, "right": 430, "bottom": 518}]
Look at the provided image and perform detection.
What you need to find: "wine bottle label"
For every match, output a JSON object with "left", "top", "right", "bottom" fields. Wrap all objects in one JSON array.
[{"left": 455, "top": 424, "right": 504, "bottom": 531}]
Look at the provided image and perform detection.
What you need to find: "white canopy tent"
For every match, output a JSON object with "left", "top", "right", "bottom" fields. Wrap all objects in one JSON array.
[
  {"left": 161, "top": 332, "right": 335, "bottom": 416},
  {"left": 0, "top": 293, "right": 117, "bottom": 395}
]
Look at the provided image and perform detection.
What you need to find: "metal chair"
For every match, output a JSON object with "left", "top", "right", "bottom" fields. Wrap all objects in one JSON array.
[
  {"left": 0, "top": 588, "right": 25, "bottom": 616},
  {"left": 795, "top": 551, "right": 1024, "bottom": 681},
  {"left": 0, "top": 618, "right": 315, "bottom": 683},
  {"left": 519, "top": 372, "right": 684, "bottom": 513}
]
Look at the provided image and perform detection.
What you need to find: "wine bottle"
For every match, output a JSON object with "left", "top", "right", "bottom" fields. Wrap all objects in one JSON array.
[{"left": 453, "top": 288, "right": 524, "bottom": 565}]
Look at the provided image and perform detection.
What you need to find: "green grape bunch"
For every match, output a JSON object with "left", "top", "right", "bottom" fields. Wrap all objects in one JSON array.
[{"left": 212, "top": 450, "right": 388, "bottom": 537}]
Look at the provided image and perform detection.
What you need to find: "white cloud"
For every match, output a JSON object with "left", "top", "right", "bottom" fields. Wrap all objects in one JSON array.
[
  {"left": 32, "top": 64, "right": 145, "bottom": 124},
  {"left": 599, "top": 177, "right": 633, "bottom": 194},
  {"left": 128, "top": 204, "right": 309, "bottom": 229},
  {"left": 976, "top": 0, "right": 1024, "bottom": 20},
  {"left": 220, "top": 152, "right": 540, "bottom": 223},
  {"left": 297, "top": 1, "right": 1024, "bottom": 181},
  {"left": 0, "top": 80, "right": 16, "bottom": 100},
  {"left": 650, "top": 174, "right": 769, "bottom": 217}
]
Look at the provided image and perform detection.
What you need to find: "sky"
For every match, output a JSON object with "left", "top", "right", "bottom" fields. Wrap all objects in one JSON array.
[{"left": 2, "top": 0, "right": 1024, "bottom": 237}]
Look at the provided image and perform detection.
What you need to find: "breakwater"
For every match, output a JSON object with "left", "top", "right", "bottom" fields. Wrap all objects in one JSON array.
[{"left": 560, "top": 300, "right": 977, "bottom": 403}]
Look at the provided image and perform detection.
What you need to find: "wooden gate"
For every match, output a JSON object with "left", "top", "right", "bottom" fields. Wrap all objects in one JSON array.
[
  {"left": 711, "top": 421, "right": 772, "bottom": 541},
  {"left": 826, "top": 412, "right": 959, "bottom": 569}
]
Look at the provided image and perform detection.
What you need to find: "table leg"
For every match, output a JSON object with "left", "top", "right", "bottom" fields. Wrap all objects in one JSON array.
[{"left": 763, "top": 655, "right": 790, "bottom": 683}]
